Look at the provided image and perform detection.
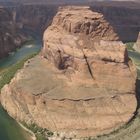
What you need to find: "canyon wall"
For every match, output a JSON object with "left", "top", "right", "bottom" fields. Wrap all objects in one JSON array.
[
  {"left": 14, "top": 5, "right": 57, "bottom": 35},
  {"left": 90, "top": 3, "right": 140, "bottom": 42},
  {"left": 0, "top": 1, "right": 140, "bottom": 59},
  {"left": 17, "top": 2, "right": 140, "bottom": 42},
  {"left": 0, "top": 6, "right": 137, "bottom": 139},
  {"left": 5, "top": 2, "right": 140, "bottom": 41},
  {"left": 0, "top": 8, "right": 26, "bottom": 58},
  {"left": 0, "top": 4, "right": 57, "bottom": 59}
]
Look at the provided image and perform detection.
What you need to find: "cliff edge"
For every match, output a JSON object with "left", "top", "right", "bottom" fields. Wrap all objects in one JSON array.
[{"left": 0, "top": 6, "right": 137, "bottom": 138}]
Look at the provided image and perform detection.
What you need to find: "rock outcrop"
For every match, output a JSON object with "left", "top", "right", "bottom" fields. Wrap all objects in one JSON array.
[
  {"left": 133, "top": 32, "right": 140, "bottom": 52},
  {"left": 0, "top": 6, "right": 137, "bottom": 138}
]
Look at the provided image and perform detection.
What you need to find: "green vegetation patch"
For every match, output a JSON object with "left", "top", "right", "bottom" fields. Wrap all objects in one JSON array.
[
  {"left": 0, "top": 52, "right": 38, "bottom": 90},
  {"left": 125, "top": 42, "right": 135, "bottom": 51},
  {"left": 21, "top": 122, "right": 54, "bottom": 140}
]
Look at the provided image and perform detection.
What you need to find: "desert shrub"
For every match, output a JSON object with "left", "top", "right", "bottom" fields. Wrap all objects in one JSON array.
[{"left": 21, "top": 121, "right": 53, "bottom": 140}]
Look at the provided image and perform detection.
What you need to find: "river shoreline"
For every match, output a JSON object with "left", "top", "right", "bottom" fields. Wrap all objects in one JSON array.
[
  {"left": 0, "top": 39, "right": 41, "bottom": 140},
  {"left": 18, "top": 122, "right": 36, "bottom": 140}
]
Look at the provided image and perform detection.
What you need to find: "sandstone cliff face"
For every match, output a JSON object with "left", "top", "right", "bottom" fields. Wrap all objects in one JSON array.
[
  {"left": 1, "top": 6, "right": 137, "bottom": 138},
  {"left": 133, "top": 32, "right": 140, "bottom": 52}
]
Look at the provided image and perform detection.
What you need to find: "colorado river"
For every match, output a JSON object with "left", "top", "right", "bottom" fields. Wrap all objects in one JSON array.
[{"left": 0, "top": 39, "right": 42, "bottom": 140}]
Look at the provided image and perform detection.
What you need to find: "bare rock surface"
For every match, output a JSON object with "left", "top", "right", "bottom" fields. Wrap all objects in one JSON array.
[
  {"left": 0, "top": 6, "right": 137, "bottom": 138},
  {"left": 134, "top": 32, "right": 140, "bottom": 52}
]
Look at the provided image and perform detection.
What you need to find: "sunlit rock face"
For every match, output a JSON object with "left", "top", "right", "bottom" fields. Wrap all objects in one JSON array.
[{"left": 1, "top": 6, "right": 137, "bottom": 138}]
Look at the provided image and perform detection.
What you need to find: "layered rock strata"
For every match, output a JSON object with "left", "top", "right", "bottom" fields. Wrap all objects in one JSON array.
[{"left": 1, "top": 6, "right": 137, "bottom": 138}]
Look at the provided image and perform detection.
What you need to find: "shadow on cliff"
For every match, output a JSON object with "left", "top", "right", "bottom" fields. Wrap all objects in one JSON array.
[
  {"left": 125, "top": 78, "right": 140, "bottom": 125},
  {"left": 136, "top": 79, "right": 140, "bottom": 109},
  {"left": 90, "top": 4, "right": 140, "bottom": 43}
]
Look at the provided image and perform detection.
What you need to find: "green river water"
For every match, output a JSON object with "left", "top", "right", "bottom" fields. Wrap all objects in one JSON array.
[
  {"left": 0, "top": 40, "right": 140, "bottom": 140},
  {"left": 0, "top": 39, "right": 41, "bottom": 140}
]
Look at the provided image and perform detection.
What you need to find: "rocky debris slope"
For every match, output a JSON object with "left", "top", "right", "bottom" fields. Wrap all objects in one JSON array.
[
  {"left": 0, "top": 6, "right": 137, "bottom": 138},
  {"left": 133, "top": 32, "right": 140, "bottom": 52}
]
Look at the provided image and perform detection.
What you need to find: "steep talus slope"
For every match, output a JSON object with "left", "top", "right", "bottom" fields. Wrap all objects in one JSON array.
[{"left": 0, "top": 6, "right": 137, "bottom": 138}]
